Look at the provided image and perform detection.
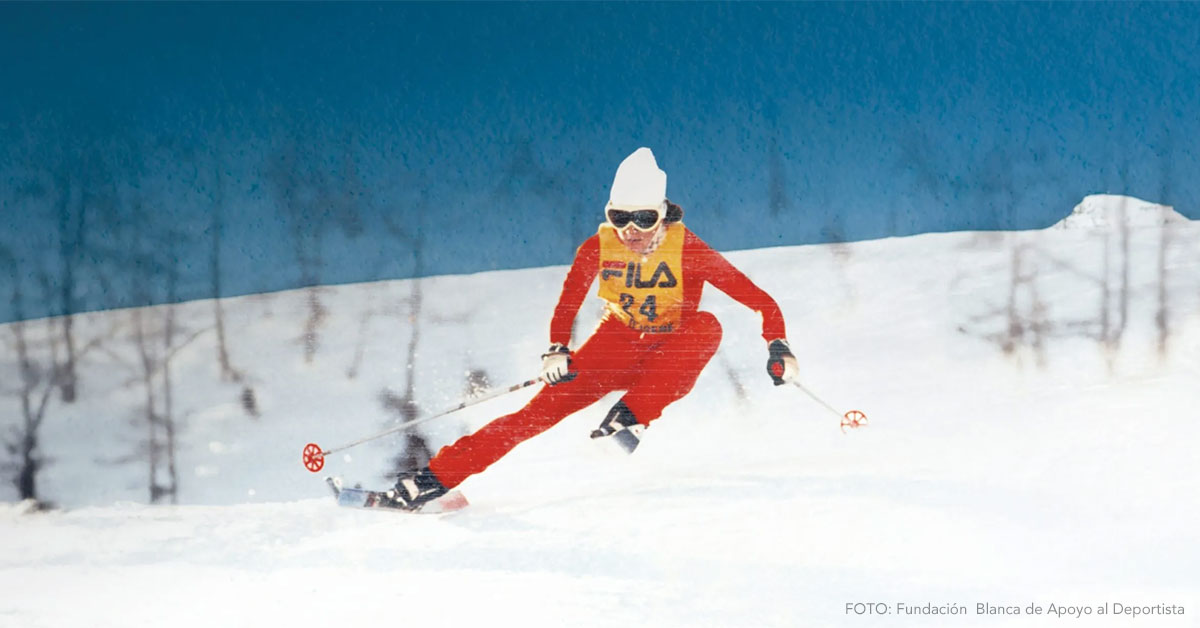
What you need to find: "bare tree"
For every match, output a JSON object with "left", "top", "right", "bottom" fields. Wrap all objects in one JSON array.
[
  {"left": 376, "top": 198, "right": 490, "bottom": 476},
  {"left": 1094, "top": 201, "right": 1132, "bottom": 357},
  {"left": 1, "top": 253, "right": 109, "bottom": 505},
  {"left": 41, "top": 132, "right": 132, "bottom": 402},
  {"left": 266, "top": 139, "right": 326, "bottom": 364},
  {"left": 265, "top": 119, "right": 365, "bottom": 365},
  {"left": 51, "top": 177, "right": 82, "bottom": 403},
  {"left": 1153, "top": 133, "right": 1175, "bottom": 357},
  {"left": 8, "top": 126, "right": 84, "bottom": 403},
  {"left": 901, "top": 129, "right": 1129, "bottom": 365},
  {"left": 0, "top": 249, "right": 51, "bottom": 503},
  {"left": 382, "top": 206, "right": 434, "bottom": 474},
  {"left": 493, "top": 138, "right": 591, "bottom": 245},
  {"left": 168, "top": 109, "right": 260, "bottom": 415},
  {"left": 346, "top": 286, "right": 378, "bottom": 380},
  {"left": 130, "top": 306, "right": 168, "bottom": 503},
  {"left": 123, "top": 229, "right": 211, "bottom": 504},
  {"left": 958, "top": 242, "right": 1050, "bottom": 366},
  {"left": 208, "top": 165, "right": 238, "bottom": 382},
  {"left": 5, "top": 322, "right": 54, "bottom": 504},
  {"left": 0, "top": 122, "right": 127, "bottom": 503},
  {"left": 88, "top": 131, "right": 215, "bottom": 504}
]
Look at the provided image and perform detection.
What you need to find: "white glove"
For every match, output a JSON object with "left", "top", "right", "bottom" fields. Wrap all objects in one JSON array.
[
  {"left": 767, "top": 339, "right": 799, "bottom": 386},
  {"left": 540, "top": 343, "right": 575, "bottom": 385}
]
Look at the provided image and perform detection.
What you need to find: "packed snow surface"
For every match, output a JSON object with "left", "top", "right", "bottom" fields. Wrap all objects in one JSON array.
[{"left": 2, "top": 196, "right": 1198, "bottom": 627}]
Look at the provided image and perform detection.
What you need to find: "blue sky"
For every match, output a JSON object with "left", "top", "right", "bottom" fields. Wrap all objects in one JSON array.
[{"left": 1, "top": 3, "right": 1197, "bottom": 322}]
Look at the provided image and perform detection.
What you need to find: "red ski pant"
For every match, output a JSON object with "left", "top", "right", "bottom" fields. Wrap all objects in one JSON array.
[{"left": 429, "top": 312, "right": 723, "bottom": 489}]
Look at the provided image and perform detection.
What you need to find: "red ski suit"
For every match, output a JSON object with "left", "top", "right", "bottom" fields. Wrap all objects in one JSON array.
[{"left": 428, "top": 222, "right": 787, "bottom": 489}]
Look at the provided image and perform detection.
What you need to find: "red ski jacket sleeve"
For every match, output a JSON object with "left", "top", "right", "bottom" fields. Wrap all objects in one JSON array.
[
  {"left": 682, "top": 229, "right": 788, "bottom": 343},
  {"left": 549, "top": 227, "right": 787, "bottom": 346},
  {"left": 549, "top": 235, "right": 601, "bottom": 346}
]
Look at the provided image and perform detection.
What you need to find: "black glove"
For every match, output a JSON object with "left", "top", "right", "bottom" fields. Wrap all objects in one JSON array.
[
  {"left": 540, "top": 343, "right": 576, "bottom": 385},
  {"left": 766, "top": 339, "right": 798, "bottom": 386}
]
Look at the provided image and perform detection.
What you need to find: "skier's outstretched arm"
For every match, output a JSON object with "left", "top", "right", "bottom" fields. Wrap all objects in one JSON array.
[
  {"left": 548, "top": 235, "right": 600, "bottom": 347},
  {"left": 687, "top": 232, "right": 786, "bottom": 342},
  {"left": 686, "top": 231, "right": 798, "bottom": 385}
]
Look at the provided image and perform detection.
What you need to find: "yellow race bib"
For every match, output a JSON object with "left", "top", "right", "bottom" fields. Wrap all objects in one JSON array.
[{"left": 596, "top": 222, "right": 686, "bottom": 333}]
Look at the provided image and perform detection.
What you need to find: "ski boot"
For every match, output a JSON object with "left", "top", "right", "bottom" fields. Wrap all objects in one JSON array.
[
  {"left": 385, "top": 467, "right": 449, "bottom": 511},
  {"left": 589, "top": 400, "right": 645, "bottom": 454}
]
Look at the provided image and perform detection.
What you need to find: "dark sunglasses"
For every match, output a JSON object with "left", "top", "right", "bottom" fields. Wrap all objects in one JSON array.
[{"left": 606, "top": 208, "right": 662, "bottom": 230}]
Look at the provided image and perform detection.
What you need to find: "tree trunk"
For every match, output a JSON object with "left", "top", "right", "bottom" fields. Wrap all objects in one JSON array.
[
  {"left": 134, "top": 310, "right": 162, "bottom": 503},
  {"left": 303, "top": 286, "right": 326, "bottom": 364},
  {"left": 59, "top": 313, "right": 78, "bottom": 402},
  {"left": 211, "top": 196, "right": 236, "bottom": 381},
  {"left": 56, "top": 185, "right": 80, "bottom": 403},
  {"left": 9, "top": 299, "right": 47, "bottom": 503},
  {"left": 162, "top": 359, "right": 178, "bottom": 504},
  {"left": 163, "top": 301, "right": 179, "bottom": 504},
  {"left": 1156, "top": 216, "right": 1170, "bottom": 356},
  {"left": 17, "top": 433, "right": 38, "bottom": 501}
]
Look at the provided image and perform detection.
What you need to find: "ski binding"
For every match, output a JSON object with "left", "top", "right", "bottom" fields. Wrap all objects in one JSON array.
[{"left": 325, "top": 476, "right": 469, "bottom": 514}]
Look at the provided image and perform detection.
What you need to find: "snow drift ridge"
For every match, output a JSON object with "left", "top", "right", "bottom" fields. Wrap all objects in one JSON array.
[{"left": 1052, "top": 194, "right": 1189, "bottom": 230}]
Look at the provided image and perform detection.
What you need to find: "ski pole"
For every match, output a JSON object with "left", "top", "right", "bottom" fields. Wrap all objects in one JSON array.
[
  {"left": 790, "top": 380, "right": 868, "bottom": 432},
  {"left": 302, "top": 376, "right": 544, "bottom": 472}
]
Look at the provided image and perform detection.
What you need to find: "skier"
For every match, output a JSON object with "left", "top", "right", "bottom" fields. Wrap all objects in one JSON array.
[{"left": 387, "top": 147, "right": 800, "bottom": 510}]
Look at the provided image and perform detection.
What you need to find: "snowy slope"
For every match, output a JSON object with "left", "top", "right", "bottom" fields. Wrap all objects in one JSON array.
[
  {"left": 1054, "top": 194, "right": 1190, "bottom": 230},
  {"left": 2, "top": 195, "right": 1198, "bottom": 627}
]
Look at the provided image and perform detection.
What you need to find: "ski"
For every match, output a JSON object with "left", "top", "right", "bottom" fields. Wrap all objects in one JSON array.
[{"left": 325, "top": 476, "right": 469, "bottom": 514}]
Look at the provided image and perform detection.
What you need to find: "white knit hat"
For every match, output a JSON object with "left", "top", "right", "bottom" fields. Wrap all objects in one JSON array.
[{"left": 607, "top": 148, "right": 667, "bottom": 211}]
